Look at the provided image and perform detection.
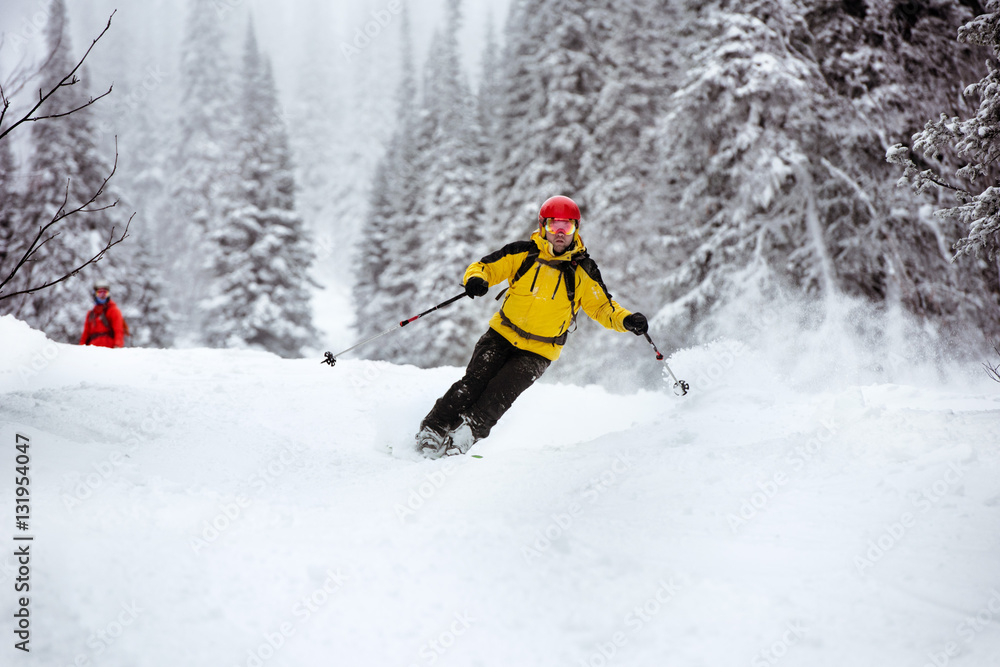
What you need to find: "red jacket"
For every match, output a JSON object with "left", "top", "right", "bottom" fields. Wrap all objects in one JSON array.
[{"left": 80, "top": 300, "right": 125, "bottom": 348}]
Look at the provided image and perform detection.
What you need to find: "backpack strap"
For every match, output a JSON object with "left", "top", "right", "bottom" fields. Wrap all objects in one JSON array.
[
  {"left": 534, "top": 257, "right": 578, "bottom": 304},
  {"left": 498, "top": 310, "right": 569, "bottom": 345},
  {"left": 494, "top": 247, "right": 541, "bottom": 301},
  {"left": 513, "top": 248, "right": 541, "bottom": 284},
  {"left": 495, "top": 252, "right": 582, "bottom": 346},
  {"left": 574, "top": 252, "right": 615, "bottom": 311},
  {"left": 85, "top": 309, "right": 115, "bottom": 344}
]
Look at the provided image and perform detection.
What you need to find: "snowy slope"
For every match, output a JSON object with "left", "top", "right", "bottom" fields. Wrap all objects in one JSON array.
[{"left": 1, "top": 314, "right": 999, "bottom": 667}]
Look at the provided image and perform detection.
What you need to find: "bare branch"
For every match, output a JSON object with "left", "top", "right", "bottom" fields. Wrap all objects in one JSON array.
[
  {"left": 0, "top": 83, "right": 8, "bottom": 130},
  {"left": 0, "top": 214, "right": 132, "bottom": 301},
  {"left": 0, "top": 35, "right": 57, "bottom": 131},
  {"left": 0, "top": 140, "right": 130, "bottom": 301},
  {"left": 22, "top": 84, "right": 113, "bottom": 123},
  {"left": 985, "top": 343, "right": 1000, "bottom": 384},
  {"left": 0, "top": 10, "right": 115, "bottom": 143},
  {"left": 5, "top": 30, "right": 66, "bottom": 100}
]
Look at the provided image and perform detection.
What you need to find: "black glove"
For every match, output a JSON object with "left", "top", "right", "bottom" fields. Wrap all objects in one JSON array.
[
  {"left": 623, "top": 312, "right": 648, "bottom": 335},
  {"left": 465, "top": 277, "right": 488, "bottom": 298}
]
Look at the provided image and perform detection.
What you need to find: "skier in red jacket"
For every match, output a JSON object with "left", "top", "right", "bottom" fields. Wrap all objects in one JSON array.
[{"left": 80, "top": 281, "right": 125, "bottom": 348}]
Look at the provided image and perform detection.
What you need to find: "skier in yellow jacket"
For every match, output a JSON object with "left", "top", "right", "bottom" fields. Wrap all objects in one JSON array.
[{"left": 416, "top": 195, "right": 648, "bottom": 458}]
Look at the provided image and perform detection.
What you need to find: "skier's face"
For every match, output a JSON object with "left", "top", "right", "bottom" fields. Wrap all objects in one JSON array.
[{"left": 543, "top": 226, "right": 575, "bottom": 254}]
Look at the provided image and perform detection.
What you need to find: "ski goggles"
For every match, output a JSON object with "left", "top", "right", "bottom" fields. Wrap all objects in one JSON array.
[
  {"left": 543, "top": 218, "right": 577, "bottom": 235},
  {"left": 95, "top": 289, "right": 109, "bottom": 297}
]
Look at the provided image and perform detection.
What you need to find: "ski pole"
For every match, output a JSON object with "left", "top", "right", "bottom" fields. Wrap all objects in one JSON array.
[
  {"left": 321, "top": 292, "right": 470, "bottom": 367},
  {"left": 643, "top": 332, "right": 690, "bottom": 396}
]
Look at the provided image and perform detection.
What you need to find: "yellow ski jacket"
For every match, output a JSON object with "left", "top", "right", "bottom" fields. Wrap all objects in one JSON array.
[{"left": 463, "top": 231, "right": 632, "bottom": 361}]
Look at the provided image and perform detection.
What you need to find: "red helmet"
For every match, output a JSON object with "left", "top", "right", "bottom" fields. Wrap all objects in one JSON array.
[{"left": 538, "top": 195, "right": 581, "bottom": 225}]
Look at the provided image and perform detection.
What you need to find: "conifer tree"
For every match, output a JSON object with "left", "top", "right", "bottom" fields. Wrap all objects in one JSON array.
[
  {"left": 579, "top": 0, "right": 682, "bottom": 284},
  {"left": 381, "top": 0, "right": 487, "bottom": 367},
  {"left": 644, "top": 1, "right": 869, "bottom": 340},
  {"left": 890, "top": 1, "right": 1000, "bottom": 264},
  {"left": 811, "top": 0, "right": 999, "bottom": 341},
  {"left": 489, "top": 0, "right": 602, "bottom": 240},
  {"left": 202, "top": 21, "right": 319, "bottom": 358},
  {"left": 353, "top": 4, "right": 421, "bottom": 349},
  {"left": 476, "top": 12, "right": 503, "bottom": 158},
  {"left": 2, "top": 0, "right": 119, "bottom": 342},
  {"left": 162, "top": 0, "right": 238, "bottom": 338},
  {"left": 0, "top": 139, "right": 18, "bottom": 272},
  {"left": 551, "top": 1, "right": 684, "bottom": 385}
]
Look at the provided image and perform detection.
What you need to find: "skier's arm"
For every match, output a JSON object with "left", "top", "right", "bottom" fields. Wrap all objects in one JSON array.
[
  {"left": 463, "top": 241, "right": 534, "bottom": 288},
  {"left": 578, "top": 268, "right": 631, "bottom": 333}
]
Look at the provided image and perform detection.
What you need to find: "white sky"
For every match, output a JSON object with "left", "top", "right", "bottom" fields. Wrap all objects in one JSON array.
[{"left": 0, "top": 0, "right": 512, "bottom": 87}]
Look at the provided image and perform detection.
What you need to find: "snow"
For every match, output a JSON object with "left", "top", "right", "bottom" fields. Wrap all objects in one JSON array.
[{"left": 2, "top": 313, "right": 1000, "bottom": 667}]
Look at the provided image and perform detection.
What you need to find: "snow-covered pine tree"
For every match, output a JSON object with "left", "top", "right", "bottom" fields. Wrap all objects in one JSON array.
[
  {"left": 644, "top": 0, "right": 885, "bottom": 342},
  {"left": 353, "top": 4, "right": 421, "bottom": 352},
  {"left": 476, "top": 12, "right": 503, "bottom": 157},
  {"left": 1, "top": 0, "right": 120, "bottom": 342},
  {"left": 113, "top": 57, "right": 175, "bottom": 348},
  {"left": 551, "top": 0, "right": 685, "bottom": 387},
  {"left": 578, "top": 0, "right": 683, "bottom": 287},
  {"left": 809, "top": 0, "right": 1000, "bottom": 342},
  {"left": 113, "top": 245, "right": 172, "bottom": 348},
  {"left": 488, "top": 0, "right": 603, "bottom": 243},
  {"left": 0, "top": 138, "right": 18, "bottom": 273},
  {"left": 288, "top": 7, "right": 343, "bottom": 285},
  {"left": 202, "top": 21, "right": 319, "bottom": 358},
  {"left": 161, "top": 0, "right": 239, "bottom": 342},
  {"left": 377, "top": 0, "right": 488, "bottom": 367},
  {"left": 890, "top": 1, "right": 1000, "bottom": 265},
  {"left": 808, "top": 0, "right": 985, "bottom": 138},
  {"left": 289, "top": 1, "right": 397, "bottom": 295}
]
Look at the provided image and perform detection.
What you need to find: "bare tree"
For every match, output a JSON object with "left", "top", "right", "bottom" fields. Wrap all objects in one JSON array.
[
  {"left": 0, "top": 144, "right": 132, "bottom": 301},
  {"left": 0, "top": 10, "right": 130, "bottom": 302},
  {"left": 985, "top": 343, "right": 1000, "bottom": 383}
]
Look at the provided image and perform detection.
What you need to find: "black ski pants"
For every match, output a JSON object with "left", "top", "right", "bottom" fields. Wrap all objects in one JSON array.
[{"left": 420, "top": 328, "right": 551, "bottom": 441}]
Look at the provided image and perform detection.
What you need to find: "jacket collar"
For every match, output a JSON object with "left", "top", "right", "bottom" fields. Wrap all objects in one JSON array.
[{"left": 531, "top": 230, "right": 586, "bottom": 262}]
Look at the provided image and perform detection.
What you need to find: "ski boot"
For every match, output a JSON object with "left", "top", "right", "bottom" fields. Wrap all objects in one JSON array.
[
  {"left": 444, "top": 418, "right": 477, "bottom": 456},
  {"left": 415, "top": 426, "right": 452, "bottom": 459}
]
